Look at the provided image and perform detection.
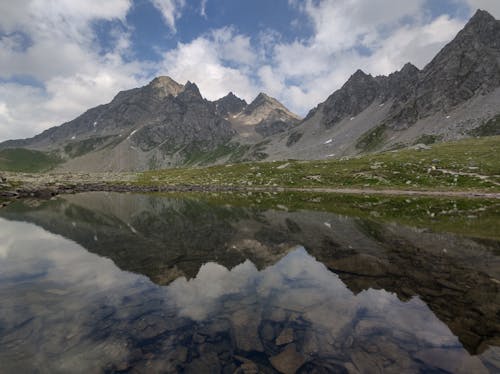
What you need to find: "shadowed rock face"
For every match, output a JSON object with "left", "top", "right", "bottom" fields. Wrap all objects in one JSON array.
[
  {"left": 308, "top": 10, "right": 500, "bottom": 131},
  {"left": 1, "top": 192, "right": 499, "bottom": 360},
  {"left": 214, "top": 92, "right": 248, "bottom": 117},
  {"left": 130, "top": 82, "right": 236, "bottom": 154}
]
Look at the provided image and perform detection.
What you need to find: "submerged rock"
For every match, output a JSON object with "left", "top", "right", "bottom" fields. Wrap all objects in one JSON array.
[{"left": 269, "top": 344, "right": 306, "bottom": 374}]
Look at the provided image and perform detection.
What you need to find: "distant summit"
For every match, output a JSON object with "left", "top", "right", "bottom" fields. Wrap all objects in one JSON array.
[{"left": 214, "top": 92, "right": 247, "bottom": 116}]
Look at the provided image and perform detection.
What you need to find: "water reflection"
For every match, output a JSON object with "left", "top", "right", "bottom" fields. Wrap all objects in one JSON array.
[{"left": 0, "top": 192, "right": 499, "bottom": 373}]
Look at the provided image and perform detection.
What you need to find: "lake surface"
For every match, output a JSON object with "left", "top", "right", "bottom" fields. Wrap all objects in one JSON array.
[{"left": 0, "top": 192, "right": 499, "bottom": 373}]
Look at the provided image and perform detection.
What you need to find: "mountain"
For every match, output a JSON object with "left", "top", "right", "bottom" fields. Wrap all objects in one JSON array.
[
  {"left": 1, "top": 10, "right": 499, "bottom": 171},
  {"left": 0, "top": 78, "right": 300, "bottom": 171},
  {"left": 260, "top": 9, "right": 500, "bottom": 161}
]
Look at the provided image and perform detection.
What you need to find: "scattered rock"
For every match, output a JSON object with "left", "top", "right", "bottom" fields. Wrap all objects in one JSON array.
[
  {"left": 231, "top": 309, "right": 263, "bottom": 352},
  {"left": 411, "top": 143, "right": 431, "bottom": 150}
]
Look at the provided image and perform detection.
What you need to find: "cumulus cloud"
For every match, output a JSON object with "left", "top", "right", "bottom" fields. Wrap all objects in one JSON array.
[
  {"left": 0, "top": 0, "right": 150, "bottom": 141},
  {"left": 159, "top": 27, "right": 259, "bottom": 101}
]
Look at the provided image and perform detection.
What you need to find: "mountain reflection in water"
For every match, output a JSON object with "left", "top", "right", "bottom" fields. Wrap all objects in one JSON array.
[{"left": 0, "top": 192, "right": 499, "bottom": 373}]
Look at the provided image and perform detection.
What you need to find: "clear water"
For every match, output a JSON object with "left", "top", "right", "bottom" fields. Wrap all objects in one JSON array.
[{"left": 0, "top": 192, "right": 499, "bottom": 373}]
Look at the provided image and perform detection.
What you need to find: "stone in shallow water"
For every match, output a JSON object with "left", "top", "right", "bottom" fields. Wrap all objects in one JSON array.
[
  {"left": 260, "top": 321, "right": 275, "bottom": 342},
  {"left": 276, "top": 327, "right": 295, "bottom": 345},
  {"left": 231, "top": 309, "right": 263, "bottom": 352},
  {"left": 269, "top": 343, "right": 306, "bottom": 374}
]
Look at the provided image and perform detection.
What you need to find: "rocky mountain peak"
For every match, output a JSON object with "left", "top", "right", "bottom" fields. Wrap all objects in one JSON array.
[
  {"left": 245, "top": 92, "right": 288, "bottom": 115},
  {"left": 467, "top": 9, "right": 497, "bottom": 27},
  {"left": 178, "top": 81, "right": 203, "bottom": 101},
  {"left": 379, "top": 8, "right": 500, "bottom": 128},
  {"left": 400, "top": 62, "right": 419, "bottom": 75},
  {"left": 451, "top": 9, "right": 500, "bottom": 49},
  {"left": 148, "top": 76, "right": 184, "bottom": 98},
  {"left": 214, "top": 92, "right": 247, "bottom": 116}
]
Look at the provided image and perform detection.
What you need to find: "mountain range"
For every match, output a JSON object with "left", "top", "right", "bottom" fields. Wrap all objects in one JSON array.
[{"left": 1, "top": 9, "right": 500, "bottom": 172}]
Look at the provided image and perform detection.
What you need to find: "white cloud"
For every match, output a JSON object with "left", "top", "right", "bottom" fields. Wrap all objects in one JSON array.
[
  {"left": 200, "top": 0, "right": 208, "bottom": 18},
  {"left": 159, "top": 28, "right": 259, "bottom": 101},
  {"left": 0, "top": 0, "right": 148, "bottom": 141},
  {"left": 150, "top": 0, "right": 186, "bottom": 32}
]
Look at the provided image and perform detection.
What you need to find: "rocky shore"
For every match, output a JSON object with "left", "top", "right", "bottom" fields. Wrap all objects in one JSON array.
[{"left": 2, "top": 171, "right": 500, "bottom": 209}]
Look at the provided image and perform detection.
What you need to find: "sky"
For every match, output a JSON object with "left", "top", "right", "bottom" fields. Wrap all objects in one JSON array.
[{"left": 0, "top": 0, "right": 499, "bottom": 141}]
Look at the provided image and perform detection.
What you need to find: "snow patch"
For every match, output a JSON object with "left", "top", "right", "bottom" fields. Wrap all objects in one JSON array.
[
  {"left": 127, "top": 129, "right": 138, "bottom": 140},
  {"left": 93, "top": 121, "right": 98, "bottom": 127},
  {"left": 71, "top": 136, "right": 76, "bottom": 140},
  {"left": 324, "top": 138, "right": 333, "bottom": 144}
]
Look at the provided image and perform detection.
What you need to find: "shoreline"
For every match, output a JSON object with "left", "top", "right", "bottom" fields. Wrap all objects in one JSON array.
[{"left": 2, "top": 182, "right": 500, "bottom": 204}]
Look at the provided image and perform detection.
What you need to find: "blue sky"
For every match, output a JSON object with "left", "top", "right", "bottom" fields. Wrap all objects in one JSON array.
[{"left": 0, "top": 0, "right": 498, "bottom": 141}]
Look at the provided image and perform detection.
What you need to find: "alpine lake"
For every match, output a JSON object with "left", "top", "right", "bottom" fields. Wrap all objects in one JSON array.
[{"left": 0, "top": 191, "right": 499, "bottom": 373}]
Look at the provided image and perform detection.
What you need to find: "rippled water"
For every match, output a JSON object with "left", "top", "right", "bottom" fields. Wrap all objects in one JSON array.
[{"left": 0, "top": 192, "right": 499, "bottom": 373}]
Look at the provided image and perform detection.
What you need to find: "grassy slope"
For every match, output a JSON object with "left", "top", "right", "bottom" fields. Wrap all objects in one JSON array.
[
  {"left": 0, "top": 148, "right": 61, "bottom": 172},
  {"left": 139, "top": 136, "right": 500, "bottom": 192}
]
